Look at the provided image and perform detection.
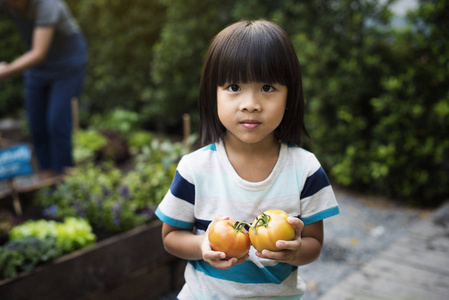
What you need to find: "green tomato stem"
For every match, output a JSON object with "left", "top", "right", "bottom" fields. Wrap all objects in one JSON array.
[
  {"left": 251, "top": 213, "right": 271, "bottom": 236},
  {"left": 229, "top": 221, "right": 251, "bottom": 234}
]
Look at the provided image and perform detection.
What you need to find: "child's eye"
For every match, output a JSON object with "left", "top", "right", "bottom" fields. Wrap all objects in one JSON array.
[
  {"left": 262, "top": 85, "right": 275, "bottom": 92},
  {"left": 226, "top": 84, "right": 240, "bottom": 92}
]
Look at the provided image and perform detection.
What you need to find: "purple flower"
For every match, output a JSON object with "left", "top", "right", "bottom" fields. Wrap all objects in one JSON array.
[
  {"left": 112, "top": 202, "right": 123, "bottom": 226},
  {"left": 102, "top": 186, "right": 110, "bottom": 196},
  {"left": 43, "top": 204, "right": 58, "bottom": 217},
  {"left": 139, "top": 207, "right": 155, "bottom": 219},
  {"left": 74, "top": 202, "right": 86, "bottom": 218},
  {"left": 119, "top": 185, "right": 131, "bottom": 200},
  {"left": 93, "top": 194, "right": 102, "bottom": 209}
]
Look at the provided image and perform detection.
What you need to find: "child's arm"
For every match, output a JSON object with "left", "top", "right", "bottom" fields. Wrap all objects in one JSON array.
[
  {"left": 255, "top": 218, "right": 323, "bottom": 266},
  {"left": 161, "top": 217, "right": 248, "bottom": 269}
]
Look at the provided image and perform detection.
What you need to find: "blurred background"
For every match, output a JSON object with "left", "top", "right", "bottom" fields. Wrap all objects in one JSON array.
[{"left": 1, "top": 0, "right": 448, "bottom": 207}]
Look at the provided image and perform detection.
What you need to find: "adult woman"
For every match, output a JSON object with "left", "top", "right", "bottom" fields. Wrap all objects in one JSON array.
[{"left": 0, "top": 0, "right": 87, "bottom": 176}]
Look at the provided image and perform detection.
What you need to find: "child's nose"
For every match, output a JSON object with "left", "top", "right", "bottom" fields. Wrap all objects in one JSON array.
[{"left": 240, "top": 92, "right": 262, "bottom": 112}]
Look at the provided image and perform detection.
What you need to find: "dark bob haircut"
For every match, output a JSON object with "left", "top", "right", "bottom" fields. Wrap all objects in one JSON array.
[{"left": 199, "top": 19, "right": 309, "bottom": 146}]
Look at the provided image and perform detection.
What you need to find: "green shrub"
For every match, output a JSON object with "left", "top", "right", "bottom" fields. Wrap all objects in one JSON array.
[
  {"left": 0, "top": 11, "right": 25, "bottom": 118},
  {"left": 66, "top": 0, "right": 166, "bottom": 122},
  {"left": 35, "top": 135, "right": 185, "bottom": 232},
  {"left": 293, "top": 0, "right": 449, "bottom": 206}
]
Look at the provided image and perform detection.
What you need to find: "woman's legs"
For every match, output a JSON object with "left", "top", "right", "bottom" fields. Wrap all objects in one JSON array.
[
  {"left": 25, "top": 64, "right": 86, "bottom": 174},
  {"left": 25, "top": 83, "right": 52, "bottom": 170},
  {"left": 47, "top": 65, "right": 86, "bottom": 173}
]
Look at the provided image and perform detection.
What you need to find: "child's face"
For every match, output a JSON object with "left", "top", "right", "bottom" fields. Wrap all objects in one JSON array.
[{"left": 217, "top": 81, "right": 287, "bottom": 145}]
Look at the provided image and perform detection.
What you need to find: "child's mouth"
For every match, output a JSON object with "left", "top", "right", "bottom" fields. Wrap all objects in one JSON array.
[{"left": 240, "top": 120, "right": 261, "bottom": 129}]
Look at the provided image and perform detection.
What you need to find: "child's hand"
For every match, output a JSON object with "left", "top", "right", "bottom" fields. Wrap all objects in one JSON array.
[
  {"left": 201, "top": 215, "right": 249, "bottom": 269},
  {"left": 254, "top": 217, "right": 304, "bottom": 264}
]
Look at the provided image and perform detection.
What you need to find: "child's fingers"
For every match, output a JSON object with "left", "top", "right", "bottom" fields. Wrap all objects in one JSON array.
[
  {"left": 275, "top": 239, "right": 301, "bottom": 251},
  {"left": 204, "top": 254, "right": 238, "bottom": 269},
  {"left": 256, "top": 249, "right": 292, "bottom": 262},
  {"left": 211, "top": 258, "right": 238, "bottom": 269},
  {"left": 204, "top": 249, "right": 226, "bottom": 260},
  {"left": 203, "top": 250, "right": 248, "bottom": 269},
  {"left": 288, "top": 217, "right": 304, "bottom": 235}
]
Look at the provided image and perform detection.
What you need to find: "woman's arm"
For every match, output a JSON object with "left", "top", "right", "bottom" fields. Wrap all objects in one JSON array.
[
  {"left": 256, "top": 219, "right": 324, "bottom": 266},
  {"left": 0, "top": 26, "right": 54, "bottom": 80}
]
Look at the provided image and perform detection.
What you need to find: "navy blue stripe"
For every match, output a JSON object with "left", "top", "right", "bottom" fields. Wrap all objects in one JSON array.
[
  {"left": 170, "top": 170, "right": 195, "bottom": 204},
  {"left": 300, "top": 167, "right": 330, "bottom": 199},
  {"left": 195, "top": 218, "right": 211, "bottom": 231}
]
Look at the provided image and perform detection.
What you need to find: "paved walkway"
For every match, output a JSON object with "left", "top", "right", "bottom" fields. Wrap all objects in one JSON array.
[{"left": 318, "top": 201, "right": 449, "bottom": 300}]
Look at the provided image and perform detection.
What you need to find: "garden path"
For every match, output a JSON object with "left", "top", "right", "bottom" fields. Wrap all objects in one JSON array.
[{"left": 317, "top": 201, "right": 449, "bottom": 300}]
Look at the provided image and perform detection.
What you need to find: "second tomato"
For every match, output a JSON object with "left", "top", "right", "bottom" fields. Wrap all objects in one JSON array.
[{"left": 248, "top": 209, "right": 295, "bottom": 252}]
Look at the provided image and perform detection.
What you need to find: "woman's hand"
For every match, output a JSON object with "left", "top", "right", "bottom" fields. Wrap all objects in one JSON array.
[
  {"left": 0, "top": 26, "right": 54, "bottom": 80},
  {"left": 255, "top": 217, "right": 305, "bottom": 264},
  {"left": 201, "top": 215, "right": 249, "bottom": 269}
]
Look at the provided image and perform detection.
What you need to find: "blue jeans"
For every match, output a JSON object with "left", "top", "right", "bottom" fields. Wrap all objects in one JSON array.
[{"left": 24, "top": 64, "right": 86, "bottom": 173}]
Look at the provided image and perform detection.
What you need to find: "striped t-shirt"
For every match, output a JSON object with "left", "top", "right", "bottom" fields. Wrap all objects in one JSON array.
[{"left": 156, "top": 139, "right": 339, "bottom": 299}]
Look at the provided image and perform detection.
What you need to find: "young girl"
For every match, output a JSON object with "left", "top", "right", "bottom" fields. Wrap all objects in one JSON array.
[{"left": 156, "top": 19, "right": 339, "bottom": 299}]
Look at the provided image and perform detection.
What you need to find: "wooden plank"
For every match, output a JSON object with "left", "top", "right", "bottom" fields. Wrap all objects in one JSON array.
[
  {"left": 77, "top": 262, "right": 172, "bottom": 300},
  {"left": 77, "top": 258, "right": 185, "bottom": 300},
  {"left": 0, "top": 220, "right": 178, "bottom": 300}
]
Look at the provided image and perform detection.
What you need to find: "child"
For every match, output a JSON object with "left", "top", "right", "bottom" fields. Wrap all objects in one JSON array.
[{"left": 156, "top": 19, "right": 339, "bottom": 299}]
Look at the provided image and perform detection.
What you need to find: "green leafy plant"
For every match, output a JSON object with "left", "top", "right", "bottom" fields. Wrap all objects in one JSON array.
[
  {"left": 127, "top": 131, "right": 155, "bottom": 154},
  {"left": 35, "top": 135, "right": 186, "bottom": 232},
  {"left": 0, "top": 236, "right": 61, "bottom": 280},
  {"left": 9, "top": 217, "right": 96, "bottom": 254},
  {"left": 90, "top": 109, "right": 140, "bottom": 136},
  {"left": 73, "top": 129, "right": 108, "bottom": 164}
]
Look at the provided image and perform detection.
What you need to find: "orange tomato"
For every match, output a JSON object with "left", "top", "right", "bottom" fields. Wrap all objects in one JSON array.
[
  {"left": 248, "top": 209, "right": 295, "bottom": 252},
  {"left": 208, "top": 220, "right": 250, "bottom": 258}
]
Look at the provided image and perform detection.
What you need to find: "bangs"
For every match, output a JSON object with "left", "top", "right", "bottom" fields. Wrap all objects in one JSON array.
[{"left": 211, "top": 21, "right": 293, "bottom": 86}]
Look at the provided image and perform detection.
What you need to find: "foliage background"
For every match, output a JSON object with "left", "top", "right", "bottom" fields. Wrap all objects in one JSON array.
[{"left": 0, "top": 0, "right": 448, "bottom": 207}]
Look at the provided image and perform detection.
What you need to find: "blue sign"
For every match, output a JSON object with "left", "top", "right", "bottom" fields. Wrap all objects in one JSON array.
[{"left": 0, "top": 143, "right": 33, "bottom": 181}]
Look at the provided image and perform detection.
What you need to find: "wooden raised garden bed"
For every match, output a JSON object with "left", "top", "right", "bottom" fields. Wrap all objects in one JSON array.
[{"left": 0, "top": 220, "right": 185, "bottom": 300}]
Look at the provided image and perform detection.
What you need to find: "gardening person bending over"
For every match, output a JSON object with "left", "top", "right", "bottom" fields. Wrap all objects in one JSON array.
[{"left": 0, "top": 0, "right": 87, "bottom": 177}]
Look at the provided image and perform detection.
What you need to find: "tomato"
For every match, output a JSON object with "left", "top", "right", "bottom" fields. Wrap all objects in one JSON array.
[
  {"left": 208, "top": 220, "right": 251, "bottom": 258},
  {"left": 248, "top": 209, "right": 295, "bottom": 252}
]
